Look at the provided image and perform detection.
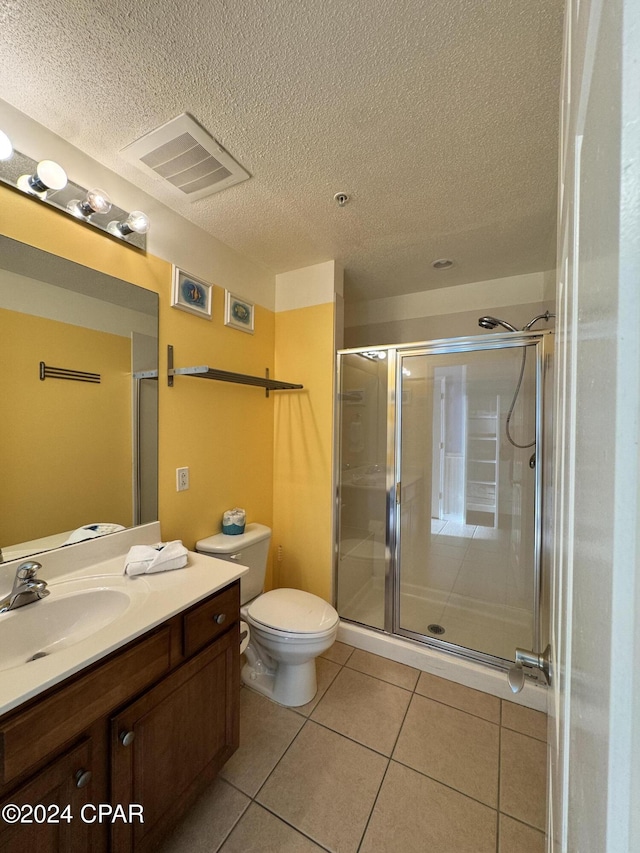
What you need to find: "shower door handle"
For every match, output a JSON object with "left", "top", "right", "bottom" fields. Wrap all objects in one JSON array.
[{"left": 507, "top": 645, "right": 552, "bottom": 693}]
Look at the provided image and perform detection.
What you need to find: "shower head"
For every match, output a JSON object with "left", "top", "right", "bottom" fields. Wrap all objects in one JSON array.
[
  {"left": 478, "top": 316, "right": 519, "bottom": 333},
  {"left": 522, "top": 311, "right": 556, "bottom": 331}
]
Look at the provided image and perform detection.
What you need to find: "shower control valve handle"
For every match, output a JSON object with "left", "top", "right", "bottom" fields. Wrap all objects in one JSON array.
[
  {"left": 507, "top": 645, "right": 552, "bottom": 693},
  {"left": 507, "top": 663, "right": 526, "bottom": 694}
]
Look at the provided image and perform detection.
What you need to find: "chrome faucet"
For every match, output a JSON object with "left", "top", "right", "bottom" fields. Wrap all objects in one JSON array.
[{"left": 0, "top": 561, "right": 49, "bottom": 613}]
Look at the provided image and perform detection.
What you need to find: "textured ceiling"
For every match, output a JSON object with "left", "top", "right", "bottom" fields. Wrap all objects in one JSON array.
[{"left": 0, "top": 0, "right": 564, "bottom": 303}]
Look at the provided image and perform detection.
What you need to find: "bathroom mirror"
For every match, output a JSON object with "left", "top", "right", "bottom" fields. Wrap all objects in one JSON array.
[{"left": 0, "top": 234, "right": 159, "bottom": 562}]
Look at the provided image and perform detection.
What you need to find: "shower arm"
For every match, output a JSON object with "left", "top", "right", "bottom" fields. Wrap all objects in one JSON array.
[{"left": 522, "top": 311, "right": 555, "bottom": 331}]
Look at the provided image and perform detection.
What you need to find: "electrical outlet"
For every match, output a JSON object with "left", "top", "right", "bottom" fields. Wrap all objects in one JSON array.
[{"left": 176, "top": 467, "right": 189, "bottom": 491}]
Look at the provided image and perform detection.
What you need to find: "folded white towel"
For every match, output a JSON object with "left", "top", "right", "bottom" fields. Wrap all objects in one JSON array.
[
  {"left": 63, "top": 523, "right": 126, "bottom": 546},
  {"left": 124, "top": 541, "right": 189, "bottom": 576}
]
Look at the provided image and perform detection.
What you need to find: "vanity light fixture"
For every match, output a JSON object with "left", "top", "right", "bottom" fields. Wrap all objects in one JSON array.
[
  {"left": 0, "top": 144, "right": 149, "bottom": 250},
  {"left": 0, "top": 130, "right": 13, "bottom": 161},
  {"left": 108, "top": 209, "right": 150, "bottom": 237},
  {"left": 17, "top": 159, "right": 67, "bottom": 197},
  {"left": 67, "top": 187, "right": 112, "bottom": 218}
]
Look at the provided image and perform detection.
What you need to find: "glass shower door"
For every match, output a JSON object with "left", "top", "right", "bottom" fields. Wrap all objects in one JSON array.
[
  {"left": 335, "top": 351, "right": 389, "bottom": 629},
  {"left": 396, "top": 342, "right": 540, "bottom": 661}
]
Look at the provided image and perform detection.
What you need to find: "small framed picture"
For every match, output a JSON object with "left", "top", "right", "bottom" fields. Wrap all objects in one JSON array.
[
  {"left": 224, "top": 291, "right": 254, "bottom": 334},
  {"left": 171, "top": 267, "right": 212, "bottom": 319}
]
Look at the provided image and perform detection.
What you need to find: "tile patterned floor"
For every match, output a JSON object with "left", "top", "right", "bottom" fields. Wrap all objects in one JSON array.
[{"left": 159, "top": 642, "right": 547, "bottom": 853}]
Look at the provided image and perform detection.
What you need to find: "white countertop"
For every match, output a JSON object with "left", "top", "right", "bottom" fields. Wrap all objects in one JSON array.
[{"left": 0, "top": 530, "right": 247, "bottom": 717}]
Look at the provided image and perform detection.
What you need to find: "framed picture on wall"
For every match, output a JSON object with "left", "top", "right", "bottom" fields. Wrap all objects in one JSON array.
[
  {"left": 171, "top": 267, "right": 213, "bottom": 319},
  {"left": 224, "top": 291, "right": 255, "bottom": 334}
]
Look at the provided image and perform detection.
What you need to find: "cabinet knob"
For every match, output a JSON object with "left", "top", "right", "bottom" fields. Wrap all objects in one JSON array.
[
  {"left": 75, "top": 769, "right": 92, "bottom": 789},
  {"left": 120, "top": 730, "right": 135, "bottom": 746},
  {"left": 213, "top": 613, "right": 226, "bottom": 625}
]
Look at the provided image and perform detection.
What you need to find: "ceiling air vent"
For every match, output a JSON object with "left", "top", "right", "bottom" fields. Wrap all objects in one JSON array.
[{"left": 120, "top": 113, "right": 250, "bottom": 201}]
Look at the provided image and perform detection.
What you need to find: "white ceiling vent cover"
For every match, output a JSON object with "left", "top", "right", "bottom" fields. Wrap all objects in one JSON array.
[{"left": 120, "top": 113, "right": 250, "bottom": 201}]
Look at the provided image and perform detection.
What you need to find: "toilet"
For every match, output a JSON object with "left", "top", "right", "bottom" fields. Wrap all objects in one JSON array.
[{"left": 195, "top": 523, "right": 339, "bottom": 707}]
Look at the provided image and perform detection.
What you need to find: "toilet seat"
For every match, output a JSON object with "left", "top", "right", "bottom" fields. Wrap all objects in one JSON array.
[
  {"left": 246, "top": 588, "right": 339, "bottom": 638},
  {"left": 245, "top": 615, "right": 337, "bottom": 642}
]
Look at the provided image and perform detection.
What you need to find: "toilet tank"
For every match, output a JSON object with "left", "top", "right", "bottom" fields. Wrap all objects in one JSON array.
[{"left": 195, "top": 523, "right": 272, "bottom": 605}]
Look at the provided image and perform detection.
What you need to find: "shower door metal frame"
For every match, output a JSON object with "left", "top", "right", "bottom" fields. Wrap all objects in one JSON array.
[
  {"left": 335, "top": 330, "right": 551, "bottom": 671},
  {"left": 391, "top": 332, "right": 549, "bottom": 668}
]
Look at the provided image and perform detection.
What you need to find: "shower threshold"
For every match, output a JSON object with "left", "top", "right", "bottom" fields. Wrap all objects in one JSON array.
[{"left": 337, "top": 620, "right": 547, "bottom": 711}]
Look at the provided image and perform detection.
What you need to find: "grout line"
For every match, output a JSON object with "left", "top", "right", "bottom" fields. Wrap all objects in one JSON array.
[
  {"left": 343, "top": 659, "right": 421, "bottom": 693},
  {"left": 290, "top": 660, "right": 343, "bottom": 719},
  {"left": 390, "top": 683, "right": 416, "bottom": 755},
  {"left": 302, "top": 716, "right": 398, "bottom": 760},
  {"left": 412, "top": 689, "right": 502, "bottom": 726},
  {"left": 212, "top": 790, "right": 252, "bottom": 853},
  {"left": 355, "top": 756, "right": 391, "bottom": 853},
  {"left": 500, "top": 721, "right": 548, "bottom": 743},
  {"left": 497, "top": 811, "right": 547, "bottom": 836},
  {"left": 390, "top": 755, "right": 499, "bottom": 813},
  {"left": 333, "top": 663, "right": 415, "bottom": 696},
  {"left": 253, "top": 801, "right": 334, "bottom": 852},
  {"left": 251, "top": 714, "right": 310, "bottom": 801}
]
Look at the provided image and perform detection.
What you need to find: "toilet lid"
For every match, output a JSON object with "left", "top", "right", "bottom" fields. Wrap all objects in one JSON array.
[{"left": 246, "top": 588, "right": 338, "bottom": 634}]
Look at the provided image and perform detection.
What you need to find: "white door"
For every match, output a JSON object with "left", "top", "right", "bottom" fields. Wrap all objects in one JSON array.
[{"left": 550, "top": 0, "right": 640, "bottom": 850}]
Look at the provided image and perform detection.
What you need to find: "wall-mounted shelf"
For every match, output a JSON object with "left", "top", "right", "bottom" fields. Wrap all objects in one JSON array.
[{"left": 167, "top": 345, "right": 303, "bottom": 397}]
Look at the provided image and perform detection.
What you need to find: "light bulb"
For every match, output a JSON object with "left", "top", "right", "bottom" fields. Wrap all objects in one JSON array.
[
  {"left": 0, "top": 130, "right": 13, "bottom": 161},
  {"left": 108, "top": 210, "right": 150, "bottom": 237},
  {"left": 124, "top": 210, "right": 150, "bottom": 234},
  {"left": 17, "top": 159, "right": 67, "bottom": 196},
  {"left": 67, "top": 188, "right": 112, "bottom": 218}
]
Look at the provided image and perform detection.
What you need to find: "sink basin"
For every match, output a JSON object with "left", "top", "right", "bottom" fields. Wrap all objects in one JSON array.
[{"left": 0, "top": 576, "right": 147, "bottom": 671}]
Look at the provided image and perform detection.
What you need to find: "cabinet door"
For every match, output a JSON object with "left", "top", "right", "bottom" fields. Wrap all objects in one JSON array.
[
  {"left": 111, "top": 626, "right": 239, "bottom": 853},
  {"left": 0, "top": 739, "right": 104, "bottom": 853}
]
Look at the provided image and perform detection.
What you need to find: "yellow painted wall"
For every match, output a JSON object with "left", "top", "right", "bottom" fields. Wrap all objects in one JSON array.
[
  {"left": 272, "top": 302, "right": 336, "bottom": 601},
  {"left": 0, "top": 185, "right": 276, "bottom": 580},
  {"left": 0, "top": 309, "right": 132, "bottom": 543}
]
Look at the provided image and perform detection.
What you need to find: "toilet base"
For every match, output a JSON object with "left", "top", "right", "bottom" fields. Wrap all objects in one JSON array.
[{"left": 241, "top": 658, "right": 318, "bottom": 707}]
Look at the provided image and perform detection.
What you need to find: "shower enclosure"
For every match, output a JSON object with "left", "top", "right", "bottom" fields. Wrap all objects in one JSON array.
[{"left": 335, "top": 330, "right": 552, "bottom": 668}]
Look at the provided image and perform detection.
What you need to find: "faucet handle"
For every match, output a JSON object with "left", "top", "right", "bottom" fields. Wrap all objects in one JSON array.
[
  {"left": 507, "top": 645, "right": 552, "bottom": 694},
  {"left": 16, "top": 560, "right": 42, "bottom": 580}
]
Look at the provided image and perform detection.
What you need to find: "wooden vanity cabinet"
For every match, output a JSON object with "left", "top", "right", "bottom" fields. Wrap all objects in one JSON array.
[
  {"left": 0, "top": 581, "right": 240, "bottom": 853},
  {"left": 111, "top": 627, "right": 238, "bottom": 853},
  {"left": 0, "top": 739, "right": 98, "bottom": 853}
]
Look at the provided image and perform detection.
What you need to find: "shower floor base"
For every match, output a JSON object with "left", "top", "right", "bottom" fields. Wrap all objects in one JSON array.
[
  {"left": 340, "top": 579, "right": 532, "bottom": 662},
  {"left": 337, "top": 620, "right": 547, "bottom": 711}
]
